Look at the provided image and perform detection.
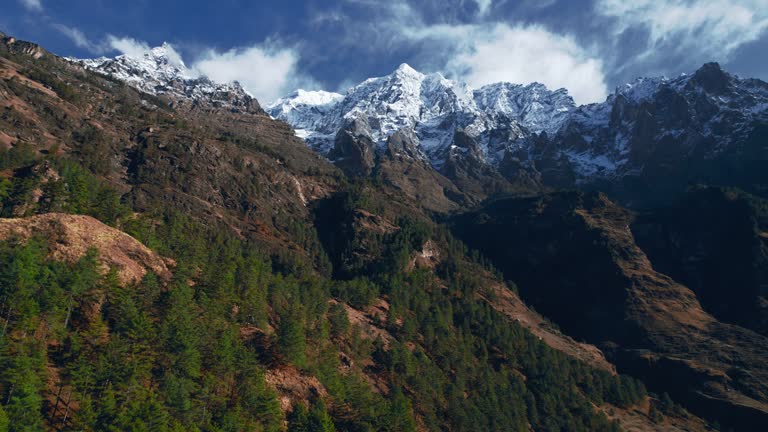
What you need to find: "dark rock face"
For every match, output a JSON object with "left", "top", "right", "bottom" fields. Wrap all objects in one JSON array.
[
  {"left": 441, "top": 130, "right": 487, "bottom": 178},
  {"left": 438, "top": 130, "right": 517, "bottom": 200},
  {"left": 377, "top": 129, "right": 466, "bottom": 212},
  {"left": 689, "top": 62, "right": 731, "bottom": 95},
  {"left": 452, "top": 192, "right": 639, "bottom": 341},
  {"left": 529, "top": 134, "right": 576, "bottom": 188},
  {"left": 384, "top": 128, "right": 424, "bottom": 160},
  {"left": 329, "top": 116, "right": 377, "bottom": 177},
  {"left": 541, "top": 63, "right": 768, "bottom": 207},
  {"left": 451, "top": 192, "right": 768, "bottom": 430},
  {"left": 633, "top": 186, "right": 768, "bottom": 335}
]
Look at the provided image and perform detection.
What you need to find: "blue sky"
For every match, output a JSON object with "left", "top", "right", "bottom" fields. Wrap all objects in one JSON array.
[{"left": 3, "top": 0, "right": 767, "bottom": 104}]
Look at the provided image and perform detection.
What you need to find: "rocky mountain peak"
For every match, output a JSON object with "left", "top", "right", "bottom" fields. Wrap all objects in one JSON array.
[
  {"left": 143, "top": 42, "right": 186, "bottom": 69},
  {"left": 689, "top": 62, "right": 730, "bottom": 94},
  {"left": 69, "top": 43, "right": 261, "bottom": 114},
  {"left": 1, "top": 31, "right": 46, "bottom": 59},
  {"left": 393, "top": 62, "right": 422, "bottom": 78},
  {"left": 268, "top": 63, "right": 574, "bottom": 165},
  {"left": 269, "top": 62, "right": 767, "bottom": 203}
]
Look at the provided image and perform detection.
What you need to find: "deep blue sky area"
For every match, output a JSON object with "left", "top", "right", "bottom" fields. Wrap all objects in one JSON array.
[{"left": 3, "top": 0, "right": 767, "bottom": 104}]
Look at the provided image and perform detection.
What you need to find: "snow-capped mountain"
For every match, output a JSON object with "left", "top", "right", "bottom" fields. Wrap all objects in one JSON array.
[
  {"left": 269, "top": 62, "right": 768, "bottom": 195},
  {"left": 267, "top": 63, "right": 566, "bottom": 166},
  {"left": 69, "top": 45, "right": 767, "bottom": 199},
  {"left": 544, "top": 63, "right": 768, "bottom": 189},
  {"left": 68, "top": 44, "right": 260, "bottom": 113},
  {"left": 268, "top": 89, "right": 344, "bottom": 141},
  {"left": 473, "top": 82, "right": 575, "bottom": 135}
]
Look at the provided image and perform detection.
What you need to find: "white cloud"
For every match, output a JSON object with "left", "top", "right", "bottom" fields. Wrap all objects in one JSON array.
[
  {"left": 446, "top": 24, "right": 608, "bottom": 104},
  {"left": 19, "top": 0, "right": 43, "bottom": 12},
  {"left": 106, "top": 36, "right": 152, "bottom": 58},
  {"left": 51, "top": 26, "right": 312, "bottom": 104},
  {"left": 330, "top": 0, "right": 608, "bottom": 104},
  {"left": 474, "top": 0, "right": 492, "bottom": 16},
  {"left": 53, "top": 24, "right": 96, "bottom": 51},
  {"left": 596, "top": 0, "right": 768, "bottom": 60},
  {"left": 191, "top": 43, "right": 317, "bottom": 104}
]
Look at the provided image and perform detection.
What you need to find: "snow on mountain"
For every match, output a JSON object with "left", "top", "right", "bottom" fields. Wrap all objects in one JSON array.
[
  {"left": 268, "top": 89, "right": 343, "bottom": 141},
  {"left": 74, "top": 43, "right": 189, "bottom": 92},
  {"left": 267, "top": 63, "right": 550, "bottom": 163},
  {"left": 473, "top": 82, "right": 575, "bottom": 135},
  {"left": 68, "top": 44, "right": 259, "bottom": 113},
  {"left": 69, "top": 46, "right": 768, "bottom": 188},
  {"left": 269, "top": 62, "right": 768, "bottom": 187},
  {"left": 550, "top": 63, "right": 768, "bottom": 184}
]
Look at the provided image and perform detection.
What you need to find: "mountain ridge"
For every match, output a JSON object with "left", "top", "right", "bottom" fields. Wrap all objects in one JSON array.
[
  {"left": 67, "top": 44, "right": 767, "bottom": 206},
  {"left": 268, "top": 62, "right": 768, "bottom": 202},
  {"left": 68, "top": 42, "right": 262, "bottom": 114}
]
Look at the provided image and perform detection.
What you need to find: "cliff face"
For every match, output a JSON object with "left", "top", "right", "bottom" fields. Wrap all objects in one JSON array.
[
  {"left": 452, "top": 191, "right": 768, "bottom": 430},
  {"left": 633, "top": 187, "right": 768, "bottom": 335}
]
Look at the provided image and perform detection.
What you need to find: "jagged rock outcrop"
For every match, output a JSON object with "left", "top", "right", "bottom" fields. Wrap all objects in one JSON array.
[
  {"left": 438, "top": 130, "right": 518, "bottom": 200},
  {"left": 329, "top": 116, "right": 377, "bottom": 177},
  {"left": 1, "top": 31, "right": 46, "bottom": 59},
  {"left": 542, "top": 63, "right": 768, "bottom": 204},
  {"left": 383, "top": 127, "right": 424, "bottom": 161}
]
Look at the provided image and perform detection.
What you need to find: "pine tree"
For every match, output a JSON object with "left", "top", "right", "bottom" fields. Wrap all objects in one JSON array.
[
  {"left": 278, "top": 304, "right": 306, "bottom": 367},
  {"left": 387, "top": 386, "right": 417, "bottom": 432},
  {"left": 660, "top": 392, "right": 675, "bottom": 414},
  {"left": 0, "top": 404, "right": 9, "bottom": 432},
  {"left": 288, "top": 404, "right": 310, "bottom": 432},
  {"left": 308, "top": 400, "right": 336, "bottom": 432}
]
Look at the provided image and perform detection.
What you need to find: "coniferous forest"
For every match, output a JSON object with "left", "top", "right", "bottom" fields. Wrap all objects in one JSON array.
[
  {"left": 2, "top": 27, "right": 767, "bottom": 432},
  {"left": 0, "top": 158, "right": 649, "bottom": 431}
]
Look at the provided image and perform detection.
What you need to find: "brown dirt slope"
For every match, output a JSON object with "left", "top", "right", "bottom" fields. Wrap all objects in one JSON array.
[
  {"left": 481, "top": 275, "right": 616, "bottom": 372},
  {"left": 0, "top": 213, "right": 170, "bottom": 284}
]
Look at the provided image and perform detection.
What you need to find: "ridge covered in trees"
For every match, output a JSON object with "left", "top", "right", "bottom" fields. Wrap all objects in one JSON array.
[{"left": 0, "top": 151, "right": 650, "bottom": 431}]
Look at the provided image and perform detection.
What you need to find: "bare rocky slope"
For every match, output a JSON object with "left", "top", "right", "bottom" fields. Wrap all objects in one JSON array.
[{"left": 0, "top": 31, "right": 342, "bottom": 259}]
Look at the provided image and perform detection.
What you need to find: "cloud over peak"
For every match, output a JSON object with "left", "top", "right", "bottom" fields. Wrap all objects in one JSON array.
[
  {"left": 191, "top": 42, "right": 317, "bottom": 103},
  {"left": 446, "top": 24, "right": 608, "bottom": 104}
]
